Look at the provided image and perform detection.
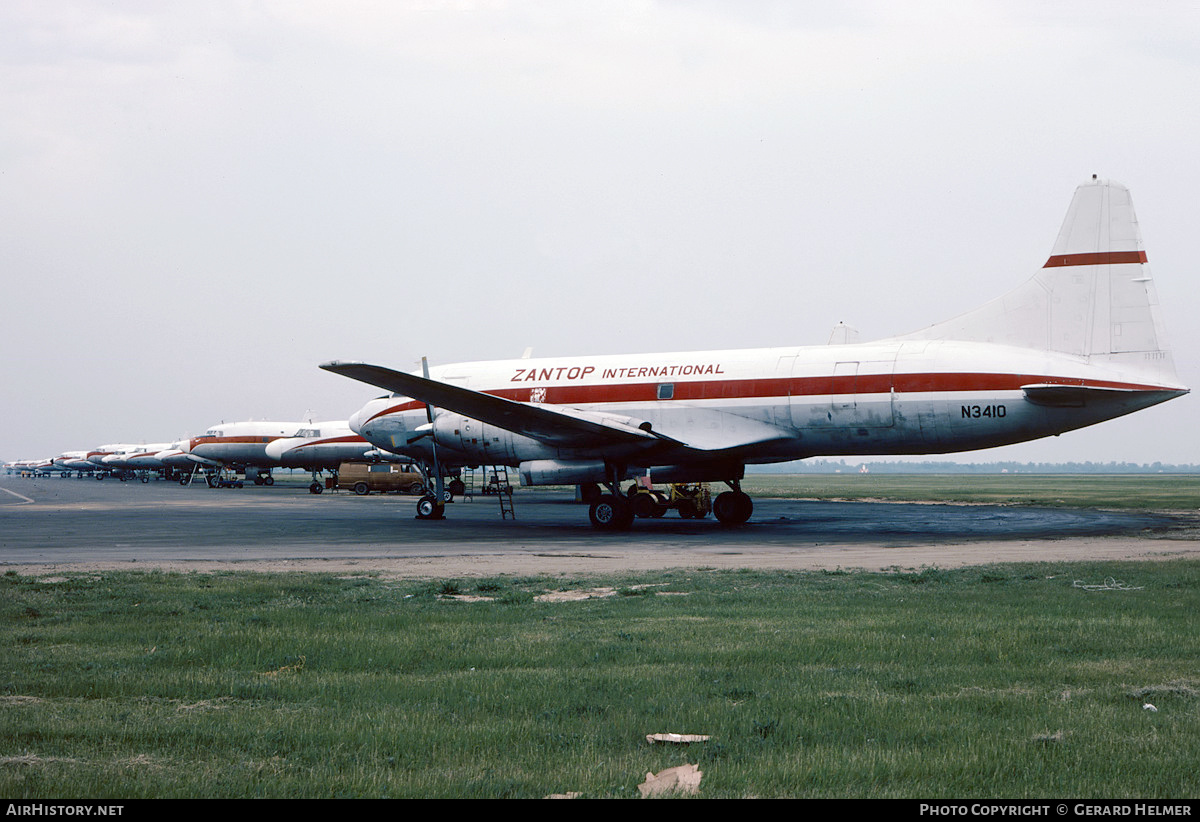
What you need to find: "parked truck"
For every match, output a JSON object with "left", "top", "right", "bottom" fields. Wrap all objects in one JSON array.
[{"left": 337, "top": 462, "right": 427, "bottom": 496}]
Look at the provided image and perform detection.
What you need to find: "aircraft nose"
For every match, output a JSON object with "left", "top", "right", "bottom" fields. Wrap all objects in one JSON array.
[
  {"left": 348, "top": 404, "right": 371, "bottom": 434},
  {"left": 264, "top": 439, "right": 291, "bottom": 462}
]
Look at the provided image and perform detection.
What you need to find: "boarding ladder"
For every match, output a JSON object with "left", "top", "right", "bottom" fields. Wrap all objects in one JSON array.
[{"left": 489, "top": 465, "right": 516, "bottom": 520}]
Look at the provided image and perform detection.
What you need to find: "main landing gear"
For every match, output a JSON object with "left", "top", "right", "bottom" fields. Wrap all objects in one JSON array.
[{"left": 587, "top": 477, "right": 754, "bottom": 530}]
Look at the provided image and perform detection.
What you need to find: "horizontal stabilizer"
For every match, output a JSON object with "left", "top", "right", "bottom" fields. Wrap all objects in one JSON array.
[{"left": 1021, "top": 383, "right": 1185, "bottom": 408}]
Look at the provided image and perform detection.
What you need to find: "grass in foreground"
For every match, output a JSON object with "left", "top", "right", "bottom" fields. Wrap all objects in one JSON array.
[
  {"left": 740, "top": 473, "right": 1200, "bottom": 510},
  {"left": 2, "top": 563, "right": 1198, "bottom": 798}
]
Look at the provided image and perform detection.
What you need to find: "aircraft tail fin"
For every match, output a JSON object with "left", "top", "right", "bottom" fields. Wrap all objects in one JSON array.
[{"left": 893, "top": 177, "right": 1178, "bottom": 383}]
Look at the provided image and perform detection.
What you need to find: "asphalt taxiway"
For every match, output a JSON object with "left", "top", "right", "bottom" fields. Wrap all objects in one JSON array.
[{"left": 2, "top": 475, "right": 1197, "bottom": 576}]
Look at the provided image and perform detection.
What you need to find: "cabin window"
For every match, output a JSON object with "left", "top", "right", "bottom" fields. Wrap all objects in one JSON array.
[{"left": 657, "top": 383, "right": 674, "bottom": 400}]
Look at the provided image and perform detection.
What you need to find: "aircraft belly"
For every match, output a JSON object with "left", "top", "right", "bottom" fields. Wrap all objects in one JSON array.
[
  {"left": 789, "top": 394, "right": 895, "bottom": 430},
  {"left": 194, "top": 446, "right": 268, "bottom": 464},
  {"left": 881, "top": 392, "right": 1133, "bottom": 455}
]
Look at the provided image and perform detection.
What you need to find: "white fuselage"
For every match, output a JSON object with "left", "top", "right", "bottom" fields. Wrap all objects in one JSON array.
[
  {"left": 103, "top": 444, "right": 172, "bottom": 471},
  {"left": 184, "top": 421, "right": 309, "bottom": 470},
  {"left": 263, "top": 421, "right": 404, "bottom": 470},
  {"left": 348, "top": 338, "right": 1184, "bottom": 484}
]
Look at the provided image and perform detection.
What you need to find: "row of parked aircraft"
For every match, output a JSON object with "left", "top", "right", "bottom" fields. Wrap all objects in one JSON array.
[
  {"left": 5, "top": 179, "right": 1190, "bottom": 530},
  {"left": 5, "top": 420, "right": 411, "bottom": 494}
]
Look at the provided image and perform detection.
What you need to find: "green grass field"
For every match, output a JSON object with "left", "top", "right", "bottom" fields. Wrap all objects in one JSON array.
[
  {"left": 738, "top": 473, "right": 1200, "bottom": 510},
  {"left": 3, "top": 560, "right": 1198, "bottom": 798}
]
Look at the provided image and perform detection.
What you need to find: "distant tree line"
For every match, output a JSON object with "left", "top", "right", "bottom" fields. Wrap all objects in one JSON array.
[{"left": 750, "top": 460, "right": 1200, "bottom": 474}]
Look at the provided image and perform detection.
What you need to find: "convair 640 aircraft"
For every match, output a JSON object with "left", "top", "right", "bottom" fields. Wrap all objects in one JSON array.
[
  {"left": 323, "top": 179, "right": 1187, "bottom": 529},
  {"left": 264, "top": 420, "right": 412, "bottom": 494},
  {"left": 182, "top": 420, "right": 311, "bottom": 486}
]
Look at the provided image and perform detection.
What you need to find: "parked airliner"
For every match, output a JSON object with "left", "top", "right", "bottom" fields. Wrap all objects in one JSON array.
[
  {"left": 263, "top": 420, "right": 412, "bottom": 493},
  {"left": 323, "top": 178, "right": 1187, "bottom": 529},
  {"left": 180, "top": 420, "right": 310, "bottom": 486}
]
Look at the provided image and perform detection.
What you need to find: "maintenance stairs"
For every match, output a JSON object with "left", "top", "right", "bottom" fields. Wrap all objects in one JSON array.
[{"left": 460, "top": 466, "right": 516, "bottom": 519}]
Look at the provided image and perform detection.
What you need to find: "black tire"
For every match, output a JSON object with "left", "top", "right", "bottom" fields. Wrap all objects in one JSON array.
[
  {"left": 589, "top": 495, "right": 634, "bottom": 530},
  {"left": 309, "top": 482, "right": 323, "bottom": 494},
  {"left": 407, "top": 481, "right": 425, "bottom": 495},
  {"left": 353, "top": 482, "right": 370, "bottom": 496},
  {"left": 713, "top": 491, "right": 753, "bottom": 526},
  {"left": 448, "top": 479, "right": 466, "bottom": 496},
  {"left": 631, "top": 493, "right": 658, "bottom": 519},
  {"left": 650, "top": 491, "right": 669, "bottom": 517},
  {"left": 416, "top": 495, "right": 445, "bottom": 519}
]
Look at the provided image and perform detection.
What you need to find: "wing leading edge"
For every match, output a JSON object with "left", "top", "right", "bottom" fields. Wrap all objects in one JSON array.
[
  {"left": 319, "top": 360, "right": 789, "bottom": 455},
  {"left": 321, "top": 361, "right": 666, "bottom": 449}
]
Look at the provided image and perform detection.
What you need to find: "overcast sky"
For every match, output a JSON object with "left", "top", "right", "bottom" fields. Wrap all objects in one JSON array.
[{"left": 3, "top": 1, "right": 1198, "bottom": 465}]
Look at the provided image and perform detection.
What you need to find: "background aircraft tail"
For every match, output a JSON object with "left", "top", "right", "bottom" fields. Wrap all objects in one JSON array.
[{"left": 893, "top": 177, "right": 1179, "bottom": 384}]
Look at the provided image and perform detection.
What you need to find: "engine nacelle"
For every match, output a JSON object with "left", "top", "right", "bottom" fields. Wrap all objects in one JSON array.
[
  {"left": 431, "top": 414, "right": 556, "bottom": 463},
  {"left": 519, "top": 460, "right": 639, "bottom": 487}
]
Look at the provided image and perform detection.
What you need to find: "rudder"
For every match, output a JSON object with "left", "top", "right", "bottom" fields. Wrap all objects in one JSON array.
[{"left": 893, "top": 177, "right": 1177, "bottom": 383}]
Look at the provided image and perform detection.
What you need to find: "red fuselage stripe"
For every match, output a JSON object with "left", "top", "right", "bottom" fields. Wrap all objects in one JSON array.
[
  {"left": 368, "top": 372, "right": 1170, "bottom": 421},
  {"left": 190, "top": 436, "right": 283, "bottom": 448},
  {"left": 1043, "top": 251, "right": 1147, "bottom": 267},
  {"left": 284, "top": 436, "right": 366, "bottom": 450}
]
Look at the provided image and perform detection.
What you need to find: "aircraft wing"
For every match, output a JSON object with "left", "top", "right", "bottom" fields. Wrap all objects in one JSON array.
[
  {"left": 320, "top": 361, "right": 790, "bottom": 454},
  {"left": 321, "top": 361, "right": 667, "bottom": 448}
]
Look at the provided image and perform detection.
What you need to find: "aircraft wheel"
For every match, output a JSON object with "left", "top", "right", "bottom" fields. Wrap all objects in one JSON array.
[
  {"left": 264, "top": 475, "right": 274, "bottom": 486},
  {"left": 353, "top": 482, "right": 370, "bottom": 496},
  {"left": 713, "top": 491, "right": 753, "bottom": 526},
  {"left": 650, "top": 491, "right": 669, "bottom": 517},
  {"left": 448, "top": 479, "right": 466, "bottom": 496},
  {"left": 589, "top": 495, "right": 634, "bottom": 531},
  {"left": 416, "top": 494, "right": 445, "bottom": 520},
  {"left": 309, "top": 482, "right": 323, "bottom": 494},
  {"left": 631, "top": 493, "right": 659, "bottom": 519}
]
